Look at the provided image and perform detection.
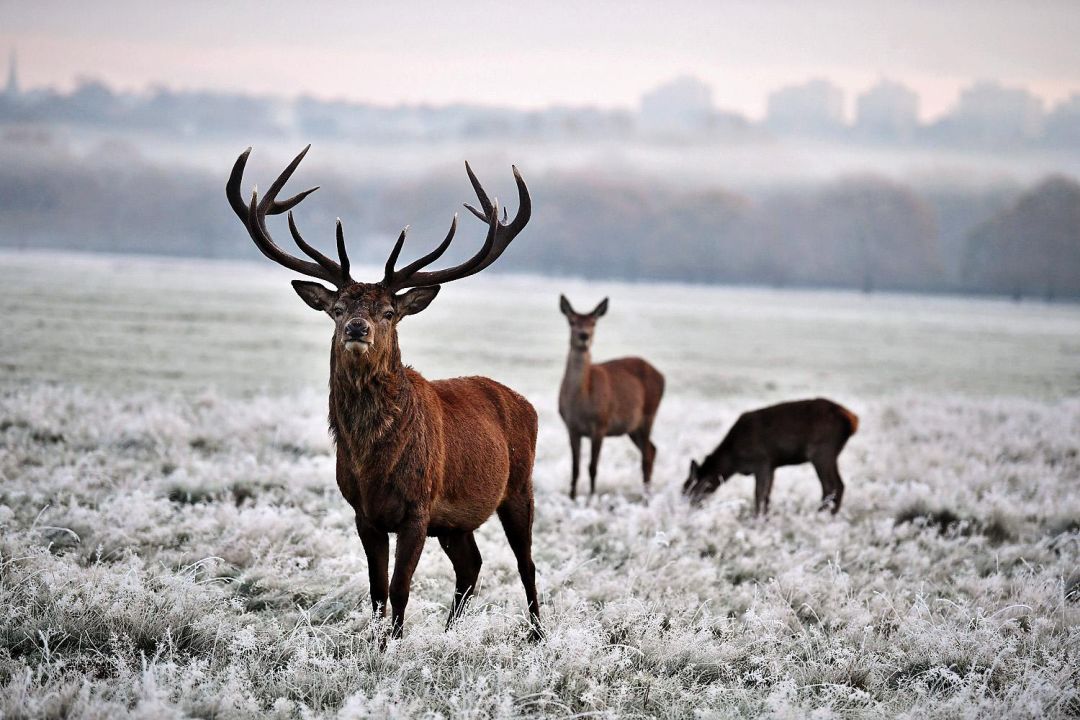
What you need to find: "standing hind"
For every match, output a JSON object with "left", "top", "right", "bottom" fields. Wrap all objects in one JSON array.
[{"left": 558, "top": 295, "right": 665, "bottom": 498}]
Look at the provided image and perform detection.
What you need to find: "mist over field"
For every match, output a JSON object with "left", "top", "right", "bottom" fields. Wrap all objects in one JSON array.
[{"left": 2, "top": 252, "right": 1079, "bottom": 717}]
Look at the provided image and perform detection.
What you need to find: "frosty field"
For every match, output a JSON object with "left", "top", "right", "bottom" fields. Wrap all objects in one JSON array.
[{"left": 1, "top": 250, "right": 1079, "bottom": 719}]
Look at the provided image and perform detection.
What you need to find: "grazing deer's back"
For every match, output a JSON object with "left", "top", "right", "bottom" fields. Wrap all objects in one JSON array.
[{"left": 728, "top": 398, "right": 856, "bottom": 466}]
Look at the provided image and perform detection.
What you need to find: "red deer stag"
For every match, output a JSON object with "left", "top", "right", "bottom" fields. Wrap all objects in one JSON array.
[
  {"left": 683, "top": 398, "right": 858, "bottom": 515},
  {"left": 227, "top": 146, "right": 539, "bottom": 639},
  {"left": 558, "top": 296, "right": 665, "bottom": 499}
]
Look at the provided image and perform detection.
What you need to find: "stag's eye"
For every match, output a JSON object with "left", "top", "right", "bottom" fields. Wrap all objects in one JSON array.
[
  {"left": 332, "top": 307, "right": 344, "bottom": 318},
  {"left": 383, "top": 310, "right": 394, "bottom": 321}
]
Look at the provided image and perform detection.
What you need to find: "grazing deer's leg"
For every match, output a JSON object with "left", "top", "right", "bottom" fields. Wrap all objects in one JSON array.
[
  {"left": 568, "top": 432, "right": 582, "bottom": 499},
  {"left": 753, "top": 465, "right": 774, "bottom": 516},
  {"left": 497, "top": 497, "right": 542, "bottom": 640},
  {"left": 356, "top": 519, "right": 389, "bottom": 619},
  {"left": 438, "top": 531, "right": 483, "bottom": 628},
  {"left": 812, "top": 455, "right": 845, "bottom": 514},
  {"left": 588, "top": 433, "right": 604, "bottom": 497},
  {"left": 388, "top": 518, "right": 428, "bottom": 639}
]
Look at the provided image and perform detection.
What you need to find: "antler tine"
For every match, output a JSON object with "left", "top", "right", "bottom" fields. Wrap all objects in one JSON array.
[
  {"left": 227, "top": 146, "right": 352, "bottom": 288},
  {"left": 384, "top": 163, "right": 530, "bottom": 291},
  {"left": 288, "top": 211, "right": 352, "bottom": 284},
  {"left": 386, "top": 200, "right": 499, "bottom": 290},
  {"left": 383, "top": 226, "right": 409, "bottom": 285},
  {"left": 257, "top": 144, "right": 313, "bottom": 214},
  {"left": 464, "top": 161, "right": 493, "bottom": 218},
  {"left": 387, "top": 214, "right": 459, "bottom": 284},
  {"left": 463, "top": 203, "right": 507, "bottom": 223},
  {"left": 245, "top": 190, "right": 334, "bottom": 285},
  {"left": 336, "top": 220, "right": 351, "bottom": 284}
]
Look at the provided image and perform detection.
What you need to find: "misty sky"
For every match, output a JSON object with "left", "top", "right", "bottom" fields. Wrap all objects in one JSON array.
[{"left": 2, "top": 0, "right": 1079, "bottom": 120}]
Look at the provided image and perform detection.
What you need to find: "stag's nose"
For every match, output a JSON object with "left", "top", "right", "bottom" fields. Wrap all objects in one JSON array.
[{"left": 344, "top": 319, "right": 371, "bottom": 341}]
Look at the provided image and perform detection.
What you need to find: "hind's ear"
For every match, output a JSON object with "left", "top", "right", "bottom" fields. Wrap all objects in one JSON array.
[
  {"left": 592, "top": 297, "right": 609, "bottom": 317},
  {"left": 559, "top": 294, "right": 573, "bottom": 317},
  {"left": 690, "top": 459, "right": 699, "bottom": 477},
  {"left": 292, "top": 280, "right": 337, "bottom": 313}
]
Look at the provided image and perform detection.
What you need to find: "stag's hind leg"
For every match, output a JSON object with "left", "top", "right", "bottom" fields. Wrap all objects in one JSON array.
[
  {"left": 438, "top": 531, "right": 483, "bottom": 628},
  {"left": 497, "top": 495, "right": 541, "bottom": 640}
]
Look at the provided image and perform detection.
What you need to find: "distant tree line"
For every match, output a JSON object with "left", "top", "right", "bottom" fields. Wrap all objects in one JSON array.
[{"left": 1, "top": 129, "right": 1077, "bottom": 298}]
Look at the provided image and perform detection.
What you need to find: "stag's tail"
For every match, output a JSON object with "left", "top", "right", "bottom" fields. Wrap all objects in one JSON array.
[{"left": 837, "top": 404, "right": 860, "bottom": 435}]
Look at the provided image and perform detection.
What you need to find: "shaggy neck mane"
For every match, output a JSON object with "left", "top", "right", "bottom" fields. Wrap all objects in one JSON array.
[{"left": 328, "top": 337, "right": 417, "bottom": 456}]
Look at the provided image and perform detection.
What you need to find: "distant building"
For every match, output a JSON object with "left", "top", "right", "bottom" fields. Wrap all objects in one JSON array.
[
  {"left": 765, "top": 79, "right": 845, "bottom": 136},
  {"left": 935, "top": 80, "right": 1044, "bottom": 145},
  {"left": 5, "top": 49, "right": 18, "bottom": 98},
  {"left": 638, "top": 76, "right": 714, "bottom": 136},
  {"left": 855, "top": 79, "right": 919, "bottom": 141}
]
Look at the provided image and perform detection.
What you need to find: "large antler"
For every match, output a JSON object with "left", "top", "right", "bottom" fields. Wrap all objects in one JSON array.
[
  {"left": 226, "top": 145, "right": 354, "bottom": 288},
  {"left": 382, "top": 162, "right": 531, "bottom": 291}
]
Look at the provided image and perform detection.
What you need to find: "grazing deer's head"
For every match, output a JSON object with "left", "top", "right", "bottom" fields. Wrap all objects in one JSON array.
[
  {"left": 227, "top": 146, "right": 530, "bottom": 369},
  {"left": 559, "top": 295, "right": 608, "bottom": 352},
  {"left": 682, "top": 459, "right": 728, "bottom": 503}
]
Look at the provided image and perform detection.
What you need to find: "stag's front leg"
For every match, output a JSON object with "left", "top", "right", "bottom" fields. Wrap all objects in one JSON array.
[
  {"left": 389, "top": 517, "right": 428, "bottom": 638},
  {"left": 356, "top": 519, "right": 389, "bottom": 619}
]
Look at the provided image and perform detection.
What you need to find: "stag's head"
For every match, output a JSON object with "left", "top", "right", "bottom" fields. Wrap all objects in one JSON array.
[
  {"left": 559, "top": 295, "right": 608, "bottom": 352},
  {"left": 227, "top": 146, "right": 530, "bottom": 367}
]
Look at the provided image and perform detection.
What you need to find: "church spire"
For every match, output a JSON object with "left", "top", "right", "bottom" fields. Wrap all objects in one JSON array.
[{"left": 6, "top": 49, "right": 18, "bottom": 97}]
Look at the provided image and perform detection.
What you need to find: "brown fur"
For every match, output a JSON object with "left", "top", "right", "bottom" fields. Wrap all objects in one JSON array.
[
  {"left": 558, "top": 295, "right": 665, "bottom": 498},
  {"left": 683, "top": 397, "right": 858, "bottom": 516}
]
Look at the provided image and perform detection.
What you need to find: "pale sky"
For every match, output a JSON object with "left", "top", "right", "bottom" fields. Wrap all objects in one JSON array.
[{"left": 2, "top": 0, "right": 1079, "bottom": 120}]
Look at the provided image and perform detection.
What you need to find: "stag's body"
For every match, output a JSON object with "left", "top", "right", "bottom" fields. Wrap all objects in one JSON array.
[
  {"left": 227, "top": 146, "right": 539, "bottom": 639},
  {"left": 332, "top": 344, "right": 539, "bottom": 632},
  {"left": 558, "top": 296, "right": 664, "bottom": 498},
  {"left": 683, "top": 397, "right": 858, "bottom": 515}
]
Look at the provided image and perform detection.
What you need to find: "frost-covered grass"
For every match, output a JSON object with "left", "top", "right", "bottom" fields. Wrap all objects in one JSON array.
[{"left": 1, "top": 251, "right": 1079, "bottom": 718}]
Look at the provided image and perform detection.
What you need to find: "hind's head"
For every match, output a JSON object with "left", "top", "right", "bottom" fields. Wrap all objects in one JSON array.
[{"left": 559, "top": 295, "right": 608, "bottom": 352}]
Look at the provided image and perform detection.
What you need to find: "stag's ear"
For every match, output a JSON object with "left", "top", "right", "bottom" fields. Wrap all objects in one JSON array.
[
  {"left": 592, "top": 297, "right": 609, "bottom": 317},
  {"left": 559, "top": 294, "right": 574, "bottom": 317},
  {"left": 395, "top": 286, "right": 441, "bottom": 317},
  {"left": 291, "top": 280, "right": 337, "bottom": 313}
]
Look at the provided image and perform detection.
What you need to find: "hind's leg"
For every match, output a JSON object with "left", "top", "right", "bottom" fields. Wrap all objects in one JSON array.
[
  {"left": 438, "top": 531, "right": 483, "bottom": 628},
  {"left": 568, "top": 431, "right": 582, "bottom": 499},
  {"left": 630, "top": 427, "right": 657, "bottom": 489},
  {"left": 497, "top": 496, "right": 541, "bottom": 640},
  {"left": 588, "top": 433, "right": 604, "bottom": 497}
]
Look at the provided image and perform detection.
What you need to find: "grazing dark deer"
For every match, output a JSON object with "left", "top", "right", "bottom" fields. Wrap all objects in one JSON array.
[
  {"left": 227, "top": 146, "right": 540, "bottom": 639},
  {"left": 683, "top": 398, "right": 858, "bottom": 515},
  {"left": 558, "top": 295, "right": 665, "bottom": 499}
]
